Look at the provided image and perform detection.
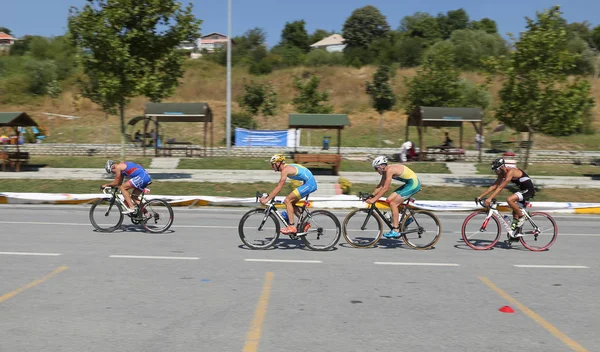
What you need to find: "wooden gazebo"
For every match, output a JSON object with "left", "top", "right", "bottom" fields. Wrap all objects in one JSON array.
[
  {"left": 406, "top": 107, "right": 484, "bottom": 162},
  {"left": 144, "top": 103, "right": 214, "bottom": 157}
]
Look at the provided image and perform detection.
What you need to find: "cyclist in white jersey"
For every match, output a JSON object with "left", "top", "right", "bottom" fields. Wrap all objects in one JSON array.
[{"left": 259, "top": 154, "right": 318, "bottom": 234}]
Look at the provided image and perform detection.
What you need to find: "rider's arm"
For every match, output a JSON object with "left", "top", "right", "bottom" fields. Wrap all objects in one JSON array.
[
  {"left": 371, "top": 176, "right": 386, "bottom": 197},
  {"left": 486, "top": 171, "right": 514, "bottom": 200},
  {"left": 477, "top": 176, "right": 502, "bottom": 199},
  {"left": 372, "top": 173, "right": 393, "bottom": 201},
  {"left": 265, "top": 168, "right": 289, "bottom": 202}
]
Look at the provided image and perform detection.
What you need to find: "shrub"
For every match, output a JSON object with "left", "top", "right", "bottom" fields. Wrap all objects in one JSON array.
[{"left": 338, "top": 177, "right": 352, "bottom": 194}]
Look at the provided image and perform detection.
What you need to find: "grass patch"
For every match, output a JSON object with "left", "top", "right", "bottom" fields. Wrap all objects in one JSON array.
[
  {"left": 1, "top": 179, "right": 598, "bottom": 202},
  {"left": 29, "top": 156, "right": 153, "bottom": 169},
  {"left": 177, "top": 157, "right": 449, "bottom": 173},
  {"left": 475, "top": 163, "right": 600, "bottom": 177}
]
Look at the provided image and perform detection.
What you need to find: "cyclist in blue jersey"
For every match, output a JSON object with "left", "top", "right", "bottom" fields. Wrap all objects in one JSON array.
[
  {"left": 102, "top": 160, "right": 152, "bottom": 214},
  {"left": 259, "top": 154, "right": 318, "bottom": 234}
]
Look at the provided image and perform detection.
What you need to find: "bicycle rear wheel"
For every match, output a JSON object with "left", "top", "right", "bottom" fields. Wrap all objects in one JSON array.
[
  {"left": 401, "top": 210, "right": 441, "bottom": 249},
  {"left": 238, "top": 209, "right": 280, "bottom": 249},
  {"left": 342, "top": 208, "right": 383, "bottom": 248},
  {"left": 461, "top": 211, "right": 501, "bottom": 250},
  {"left": 519, "top": 212, "right": 558, "bottom": 251},
  {"left": 300, "top": 210, "right": 341, "bottom": 251},
  {"left": 141, "top": 199, "right": 174, "bottom": 233},
  {"left": 89, "top": 198, "right": 124, "bottom": 232}
]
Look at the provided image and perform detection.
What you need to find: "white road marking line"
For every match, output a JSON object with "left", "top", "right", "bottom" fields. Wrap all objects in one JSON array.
[
  {"left": 374, "top": 262, "right": 460, "bottom": 267},
  {"left": 513, "top": 265, "right": 589, "bottom": 269},
  {"left": 110, "top": 255, "right": 199, "bottom": 260},
  {"left": 0, "top": 221, "right": 237, "bottom": 229},
  {"left": 0, "top": 252, "right": 62, "bottom": 256},
  {"left": 245, "top": 259, "right": 322, "bottom": 264}
]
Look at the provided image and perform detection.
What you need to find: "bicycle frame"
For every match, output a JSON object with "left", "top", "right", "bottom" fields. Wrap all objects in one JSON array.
[
  {"left": 358, "top": 193, "right": 419, "bottom": 236},
  {"left": 255, "top": 192, "right": 312, "bottom": 235},
  {"left": 479, "top": 200, "right": 539, "bottom": 239},
  {"left": 102, "top": 187, "right": 147, "bottom": 220}
]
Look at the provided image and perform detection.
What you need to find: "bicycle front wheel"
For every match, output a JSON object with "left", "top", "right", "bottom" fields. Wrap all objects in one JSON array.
[
  {"left": 238, "top": 209, "right": 280, "bottom": 249},
  {"left": 342, "top": 208, "right": 383, "bottom": 248},
  {"left": 519, "top": 212, "right": 558, "bottom": 251},
  {"left": 401, "top": 210, "right": 441, "bottom": 249},
  {"left": 89, "top": 198, "right": 124, "bottom": 232},
  {"left": 141, "top": 199, "right": 174, "bottom": 233},
  {"left": 300, "top": 210, "right": 341, "bottom": 251},
  {"left": 461, "top": 212, "right": 501, "bottom": 250}
]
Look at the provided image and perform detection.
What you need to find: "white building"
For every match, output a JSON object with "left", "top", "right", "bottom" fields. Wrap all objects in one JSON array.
[
  {"left": 309, "top": 34, "right": 346, "bottom": 52},
  {"left": 196, "top": 32, "right": 234, "bottom": 53}
]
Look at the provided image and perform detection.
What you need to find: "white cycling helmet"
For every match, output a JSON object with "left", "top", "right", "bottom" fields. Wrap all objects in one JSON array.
[
  {"left": 105, "top": 159, "right": 115, "bottom": 174},
  {"left": 372, "top": 155, "right": 388, "bottom": 168}
]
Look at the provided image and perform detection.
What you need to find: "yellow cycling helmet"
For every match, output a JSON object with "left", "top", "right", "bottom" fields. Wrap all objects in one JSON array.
[{"left": 270, "top": 154, "right": 286, "bottom": 164}]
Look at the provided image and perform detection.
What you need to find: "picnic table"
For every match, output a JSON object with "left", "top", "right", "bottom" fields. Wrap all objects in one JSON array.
[
  {"left": 423, "top": 145, "right": 465, "bottom": 161},
  {"left": 158, "top": 141, "right": 203, "bottom": 157}
]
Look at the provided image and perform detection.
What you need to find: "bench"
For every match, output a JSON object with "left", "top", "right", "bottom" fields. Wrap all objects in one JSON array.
[
  {"left": 293, "top": 153, "right": 342, "bottom": 175},
  {"left": 1, "top": 151, "right": 30, "bottom": 172}
]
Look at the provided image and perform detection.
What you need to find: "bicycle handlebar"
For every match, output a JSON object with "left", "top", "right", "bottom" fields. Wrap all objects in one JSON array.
[
  {"left": 476, "top": 197, "right": 497, "bottom": 209},
  {"left": 358, "top": 192, "right": 374, "bottom": 200}
]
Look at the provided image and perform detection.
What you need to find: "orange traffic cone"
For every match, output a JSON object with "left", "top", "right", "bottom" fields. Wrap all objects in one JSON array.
[{"left": 499, "top": 305, "right": 515, "bottom": 313}]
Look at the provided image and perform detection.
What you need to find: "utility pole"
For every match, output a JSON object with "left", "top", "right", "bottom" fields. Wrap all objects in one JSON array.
[{"left": 226, "top": 0, "right": 232, "bottom": 155}]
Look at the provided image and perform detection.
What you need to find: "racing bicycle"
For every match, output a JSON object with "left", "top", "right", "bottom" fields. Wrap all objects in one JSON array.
[
  {"left": 461, "top": 198, "right": 557, "bottom": 251},
  {"left": 342, "top": 192, "right": 441, "bottom": 249},
  {"left": 89, "top": 185, "right": 174, "bottom": 233},
  {"left": 238, "top": 192, "right": 341, "bottom": 251}
]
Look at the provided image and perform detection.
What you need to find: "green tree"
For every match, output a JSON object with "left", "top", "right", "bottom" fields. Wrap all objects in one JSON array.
[
  {"left": 280, "top": 20, "right": 310, "bottom": 51},
  {"left": 366, "top": 65, "right": 397, "bottom": 149},
  {"left": 437, "top": 8, "right": 470, "bottom": 39},
  {"left": 292, "top": 74, "right": 333, "bottom": 114},
  {"left": 403, "top": 43, "right": 466, "bottom": 113},
  {"left": 239, "top": 81, "right": 278, "bottom": 126},
  {"left": 399, "top": 12, "right": 441, "bottom": 45},
  {"left": 342, "top": 5, "right": 390, "bottom": 48},
  {"left": 469, "top": 18, "right": 498, "bottom": 34},
  {"left": 68, "top": 0, "right": 201, "bottom": 157},
  {"left": 591, "top": 25, "right": 600, "bottom": 50},
  {"left": 0, "top": 27, "right": 11, "bottom": 35},
  {"left": 494, "top": 6, "right": 595, "bottom": 168},
  {"left": 443, "top": 29, "right": 508, "bottom": 70}
]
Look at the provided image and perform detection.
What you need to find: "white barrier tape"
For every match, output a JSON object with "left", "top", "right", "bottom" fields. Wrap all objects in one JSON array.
[{"left": 1, "top": 192, "right": 599, "bottom": 214}]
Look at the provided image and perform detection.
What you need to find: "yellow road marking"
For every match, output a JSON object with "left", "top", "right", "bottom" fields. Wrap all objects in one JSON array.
[
  {"left": 0, "top": 266, "right": 68, "bottom": 304},
  {"left": 479, "top": 276, "right": 588, "bottom": 352},
  {"left": 243, "top": 272, "right": 274, "bottom": 352}
]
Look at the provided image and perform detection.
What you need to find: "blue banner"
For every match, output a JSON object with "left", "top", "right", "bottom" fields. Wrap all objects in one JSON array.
[{"left": 234, "top": 128, "right": 289, "bottom": 147}]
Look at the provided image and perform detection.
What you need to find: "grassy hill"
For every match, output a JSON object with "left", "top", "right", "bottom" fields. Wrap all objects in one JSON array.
[{"left": 1, "top": 60, "right": 599, "bottom": 150}]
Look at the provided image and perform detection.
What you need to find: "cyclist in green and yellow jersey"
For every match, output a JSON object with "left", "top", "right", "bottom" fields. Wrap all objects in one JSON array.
[
  {"left": 366, "top": 155, "right": 422, "bottom": 238},
  {"left": 259, "top": 154, "right": 318, "bottom": 234}
]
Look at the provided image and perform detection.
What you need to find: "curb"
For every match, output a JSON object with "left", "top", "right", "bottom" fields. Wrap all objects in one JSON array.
[{"left": 1, "top": 193, "right": 600, "bottom": 214}]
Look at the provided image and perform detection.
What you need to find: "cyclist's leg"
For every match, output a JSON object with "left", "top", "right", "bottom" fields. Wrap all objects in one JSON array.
[
  {"left": 120, "top": 180, "right": 137, "bottom": 209},
  {"left": 286, "top": 179, "right": 317, "bottom": 230},
  {"left": 388, "top": 179, "right": 421, "bottom": 235}
]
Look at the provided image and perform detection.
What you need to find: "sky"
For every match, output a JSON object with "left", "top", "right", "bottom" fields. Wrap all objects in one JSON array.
[{"left": 1, "top": 0, "right": 600, "bottom": 47}]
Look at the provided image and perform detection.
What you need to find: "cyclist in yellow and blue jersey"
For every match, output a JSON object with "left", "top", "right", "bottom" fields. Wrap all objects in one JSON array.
[
  {"left": 366, "top": 156, "right": 421, "bottom": 238},
  {"left": 259, "top": 154, "right": 318, "bottom": 234}
]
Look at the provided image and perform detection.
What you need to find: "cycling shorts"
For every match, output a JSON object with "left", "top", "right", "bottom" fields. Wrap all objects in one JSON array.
[
  {"left": 292, "top": 178, "right": 318, "bottom": 199},
  {"left": 128, "top": 173, "right": 152, "bottom": 191},
  {"left": 394, "top": 178, "right": 421, "bottom": 198}
]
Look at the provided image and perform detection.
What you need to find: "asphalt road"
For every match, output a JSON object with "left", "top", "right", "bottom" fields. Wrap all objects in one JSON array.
[{"left": 1, "top": 205, "right": 598, "bottom": 352}]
